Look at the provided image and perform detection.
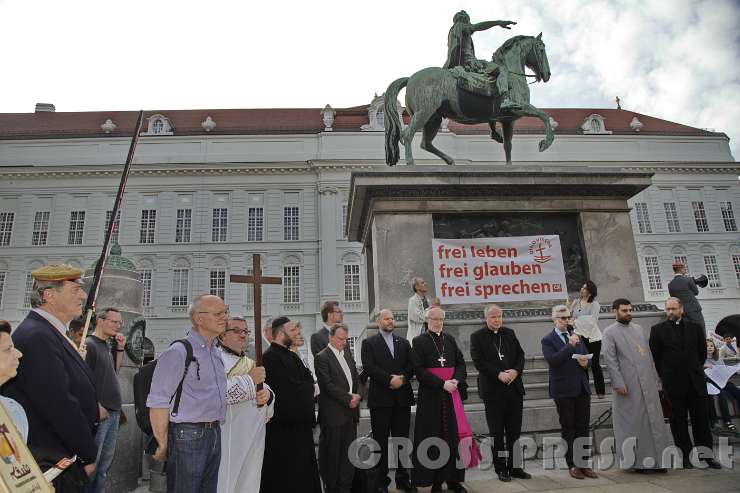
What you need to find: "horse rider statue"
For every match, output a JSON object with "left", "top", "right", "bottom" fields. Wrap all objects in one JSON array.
[{"left": 443, "top": 10, "right": 519, "bottom": 110}]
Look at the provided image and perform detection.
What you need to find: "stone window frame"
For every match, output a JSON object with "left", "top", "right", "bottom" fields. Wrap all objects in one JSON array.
[
  {"left": 720, "top": 201, "right": 737, "bottom": 232},
  {"left": 663, "top": 202, "right": 681, "bottom": 233},
  {"left": 691, "top": 201, "right": 710, "bottom": 232},
  {"left": 212, "top": 208, "right": 228, "bottom": 242},
  {"left": 643, "top": 255, "right": 662, "bottom": 290},
  {"left": 634, "top": 202, "right": 652, "bottom": 234},
  {"left": 104, "top": 210, "right": 121, "bottom": 244},
  {"left": 140, "top": 209, "right": 157, "bottom": 244}
]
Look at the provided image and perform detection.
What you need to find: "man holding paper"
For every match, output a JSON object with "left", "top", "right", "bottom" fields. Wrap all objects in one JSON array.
[
  {"left": 541, "top": 305, "right": 596, "bottom": 480},
  {"left": 601, "top": 299, "right": 672, "bottom": 471}
]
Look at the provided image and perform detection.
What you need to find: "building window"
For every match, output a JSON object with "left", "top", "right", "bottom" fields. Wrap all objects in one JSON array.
[
  {"left": 663, "top": 202, "right": 681, "bottom": 233},
  {"left": 212, "top": 208, "right": 228, "bottom": 242},
  {"left": 67, "top": 211, "right": 85, "bottom": 245},
  {"left": 152, "top": 119, "right": 164, "bottom": 135},
  {"left": 341, "top": 204, "right": 348, "bottom": 239},
  {"left": 210, "top": 270, "right": 226, "bottom": 300},
  {"left": 347, "top": 336, "right": 358, "bottom": 356},
  {"left": 23, "top": 273, "right": 34, "bottom": 308},
  {"left": 244, "top": 267, "right": 254, "bottom": 308},
  {"left": 732, "top": 254, "right": 740, "bottom": 287},
  {"left": 283, "top": 207, "right": 299, "bottom": 241},
  {"left": 139, "top": 269, "right": 152, "bottom": 307},
  {"left": 720, "top": 202, "right": 737, "bottom": 232},
  {"left": 283, "top": 265, "right": 300, "bottom": 303},
  {"left": 692, "top": 201, "right": 709, "bottom": 232},
  {"left": 105, "top": 210, "right": 121, "bottom": 243},
  {"left": 32, "top": 211, "right": 51, "bottom": 246},
  {"left": 704, "top": 255, "right": 721, "bottom": 288},
  {"left": 0, "top": 272, "right": 5, "bottom": 308},
  {"left": 673, "top": 255, "right": 690, "bottom": 275},
  {"left": 248, "top": 207, "right": 264, "bottom": 242},
  {"left": 343, "top": 264, "right": 361, "bottom": 302},
  {"left": 171, "top": 269, "right": 189, "bottom": 306},
  {"left": 0, "top": 212, "right": 13, "bottom": 247},
  {"left": 140, "top": 210, "right": 156, "bottom": 244},
  {"left": 175, "top": 208, "right": 192, "bottom": 243},
  {"left": 644, "top": 256, "right": 662, "bottom": 290},
  {"left": 634, "top": 202, "right": 652, "bottom": 233}
]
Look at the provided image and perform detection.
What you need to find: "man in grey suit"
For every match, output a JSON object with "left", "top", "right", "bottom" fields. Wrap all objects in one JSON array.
[
  {"left": 315, "top": 323, "right": 361, "bottom": 493},
  {"left": 668, "top": 262, "right": 705, "bottom": 332}
]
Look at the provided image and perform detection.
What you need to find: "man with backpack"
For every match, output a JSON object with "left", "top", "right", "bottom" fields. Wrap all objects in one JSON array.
[{"left": 146, "top": 294, "right": 228, "bottom": 493}]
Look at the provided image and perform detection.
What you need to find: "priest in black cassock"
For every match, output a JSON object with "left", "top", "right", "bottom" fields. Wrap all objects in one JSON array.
[
  {"left": 410, "top": 307, "right": 478, "bottom": 493},
  {"left": 260, "top": 317, "right": 322, "bottom": 493}
]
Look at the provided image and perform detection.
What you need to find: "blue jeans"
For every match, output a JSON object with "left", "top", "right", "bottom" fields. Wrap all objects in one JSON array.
[
  {"left": 166, "top": 423, "right": 221, "bottom": 493},
  {"left": 87, "top": 409, "right": 120, "bottom": 493}
]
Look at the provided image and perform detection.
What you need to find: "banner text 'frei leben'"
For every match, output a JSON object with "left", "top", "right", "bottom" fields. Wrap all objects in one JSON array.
[{"left": 432, "top": 236, "right": 568, "bottom": 304}]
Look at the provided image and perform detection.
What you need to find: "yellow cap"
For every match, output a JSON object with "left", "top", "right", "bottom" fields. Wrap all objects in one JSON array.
[{"left": 31, "top": 264, "right": 83, "bottom": 283}]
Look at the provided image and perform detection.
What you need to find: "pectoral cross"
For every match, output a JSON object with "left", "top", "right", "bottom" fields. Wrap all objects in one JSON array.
[
  {"left": 230, "top": 254, "right": 282, "bottom": 373},
  {"left": 498, "top": 351, "right": 504, "bottom": 360},
  {"left": 438, "top": 355, "right": 446, "bottom": 366},
  {"left": 636, "top": 344, "right": 646, "bottom": 356}
]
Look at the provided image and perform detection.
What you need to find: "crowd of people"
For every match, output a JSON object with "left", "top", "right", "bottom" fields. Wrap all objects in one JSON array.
[{"left": 0, "top": 264, "right": 736, "bottom": 493}]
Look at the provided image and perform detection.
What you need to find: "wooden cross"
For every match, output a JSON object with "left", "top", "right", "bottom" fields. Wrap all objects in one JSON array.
[{"left": 230, "top": 254, "right": 282, "bottom": 376}]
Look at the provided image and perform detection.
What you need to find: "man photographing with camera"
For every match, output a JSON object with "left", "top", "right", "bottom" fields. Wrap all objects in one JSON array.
[{"left": 668, "top": 261, "right": 706, "bottom": 333}]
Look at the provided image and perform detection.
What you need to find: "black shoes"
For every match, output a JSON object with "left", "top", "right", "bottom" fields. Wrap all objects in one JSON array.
[
  {"left": 510, "top": 468, "right": 532, "bottom": 479},
  {"left": 497, "top": 470, "right": 511, "bottom": 482},
  {"left": 395, "top": 479, "right": 415, "bottom": 492},
  {"left": 704, "top": 458, "right": 722, "bottom": 469},
  {"left": 431, "top": 483, "right": 443, "bottom": 493},
  {"left": 448, "top": 483, "right": 468, "bottom": 493}
]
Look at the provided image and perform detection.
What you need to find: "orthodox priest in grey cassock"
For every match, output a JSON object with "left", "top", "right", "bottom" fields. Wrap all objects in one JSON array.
[{"left": 602, "top": 314, "right": 673, "bottom": 470}]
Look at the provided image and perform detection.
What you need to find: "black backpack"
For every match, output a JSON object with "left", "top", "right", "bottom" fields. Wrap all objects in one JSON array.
[{"left": 133, "top": 339, "right": 196, "bottom": 436}]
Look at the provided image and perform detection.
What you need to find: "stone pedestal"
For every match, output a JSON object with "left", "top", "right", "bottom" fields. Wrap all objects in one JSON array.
[{"left": 348, "top": 166, "right": 659, "bottom": 351}]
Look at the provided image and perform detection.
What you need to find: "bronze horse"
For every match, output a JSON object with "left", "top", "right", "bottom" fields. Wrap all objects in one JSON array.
[{"left": 385, "top": 34, "right": 553, "bottom": 165}]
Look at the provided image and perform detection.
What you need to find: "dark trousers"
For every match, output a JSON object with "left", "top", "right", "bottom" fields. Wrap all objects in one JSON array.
[
  {"left": 484, "top": 391, "right": 523, "bottom": 473},
  {"left": 319, "top": 420, "right": 357, "bottom": 493},
  {"left": 166, "top": 423, "right": 221, "bottom": 493},
  {"left": 668, "top": 385, "right": 714, "bottom": 461},
  {"left": 369, "top": 405, "right": 411, "bottom": 486},
  {"left": 581, "top": 338, "right": 605, "bottom": 396},
  {"left": 554, "top": 393, "right": 591, "bottom": 468}
]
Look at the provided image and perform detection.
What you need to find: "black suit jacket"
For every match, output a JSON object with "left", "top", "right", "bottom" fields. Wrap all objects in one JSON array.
[
  {"left": 315, "top": 346, "right": 360, "bottom": 427},
  {"left": 4, "top": 311, "right": 98, "bottom": 463},
  {"left": 360, "top": 332, "right": 415, "bottom": 408},
  {"left": 649, "top": 318, "right": 706, "bottom": 397},
  {"left": 470, "top": 326, "right": 525, "bottom": 399},
  {"left": 310, "top": 326, "right": 330, "bottom": 356}
]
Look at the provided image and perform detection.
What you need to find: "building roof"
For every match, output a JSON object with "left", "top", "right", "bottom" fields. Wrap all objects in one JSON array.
[{"left": 0, "top": 106, "right": 721, "bottom": 140}]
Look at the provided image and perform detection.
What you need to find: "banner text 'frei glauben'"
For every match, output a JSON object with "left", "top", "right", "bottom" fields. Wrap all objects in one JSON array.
[{"left": 432, "top": 236, "right": 568, "bottom": 304}]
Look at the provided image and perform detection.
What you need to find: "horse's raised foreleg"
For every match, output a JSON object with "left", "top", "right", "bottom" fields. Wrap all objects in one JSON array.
[
  {"left": 511, "top": 103, "right": 554, "bottom": 152},
  {"left": 502, "top": 120, "right": 514, "bottom": 164},
  {"left": 421, "top": 114, "right": 454, "bottom": 165}
]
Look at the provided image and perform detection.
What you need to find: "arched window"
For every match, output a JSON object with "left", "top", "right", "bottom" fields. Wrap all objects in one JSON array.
[{"left": 152, "top": 119, "right": 164, "bottom": 135}]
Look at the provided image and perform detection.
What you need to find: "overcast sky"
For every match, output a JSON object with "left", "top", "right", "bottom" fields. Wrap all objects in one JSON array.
[{"left": 1, "top": 0, "right": 738, "bottom": 159}]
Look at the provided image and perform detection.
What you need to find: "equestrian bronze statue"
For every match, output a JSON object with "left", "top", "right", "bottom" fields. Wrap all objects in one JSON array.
[{"left": 385, "top": 10, "right": 554, "bottom": 165}]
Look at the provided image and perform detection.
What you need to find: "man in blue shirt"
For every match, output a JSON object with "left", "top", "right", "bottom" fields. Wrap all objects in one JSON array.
[{"left": 147, "top": 294, "right": 228, "bottom": 493}]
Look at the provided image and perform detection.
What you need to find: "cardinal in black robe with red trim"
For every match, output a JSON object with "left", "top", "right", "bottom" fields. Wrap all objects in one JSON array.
[{"left": 410, "top": 307, "right": 471, "bottom": 493}]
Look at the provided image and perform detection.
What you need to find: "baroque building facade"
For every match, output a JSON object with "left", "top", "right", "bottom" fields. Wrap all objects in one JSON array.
[{"left": 0, "top": 102, "right": 737, "bottom": 353}]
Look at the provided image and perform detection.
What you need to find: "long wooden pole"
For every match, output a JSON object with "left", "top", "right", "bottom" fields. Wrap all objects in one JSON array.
[{"left": 79, "top": 110, "right": 145, "bottom": 353}]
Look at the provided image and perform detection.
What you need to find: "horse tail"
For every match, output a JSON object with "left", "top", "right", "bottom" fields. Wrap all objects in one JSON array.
[{"left": 384, "top": 77, "right": 408, "bottom": 166}]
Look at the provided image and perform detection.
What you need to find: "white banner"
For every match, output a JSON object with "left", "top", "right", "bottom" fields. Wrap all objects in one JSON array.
[{"left": 432, "top": 235, "right": 568, "bottom": 304}]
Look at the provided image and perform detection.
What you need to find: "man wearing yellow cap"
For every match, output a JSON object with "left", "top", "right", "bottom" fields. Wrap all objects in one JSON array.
[{"left": 3, "top": 264, "right": 99, "bottom": 492}]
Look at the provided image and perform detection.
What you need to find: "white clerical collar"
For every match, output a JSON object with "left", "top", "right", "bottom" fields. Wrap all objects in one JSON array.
[{"left": 32, "top": 308, "right": 69, "bottom": 338}]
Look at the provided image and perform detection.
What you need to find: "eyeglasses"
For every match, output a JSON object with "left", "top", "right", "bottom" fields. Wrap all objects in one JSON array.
[
  {"left": 198, "top": 307, "right": 230, "bottom": 318},
  {"left": 225, "top": 328, "right": 250, "bottom": 336}
]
